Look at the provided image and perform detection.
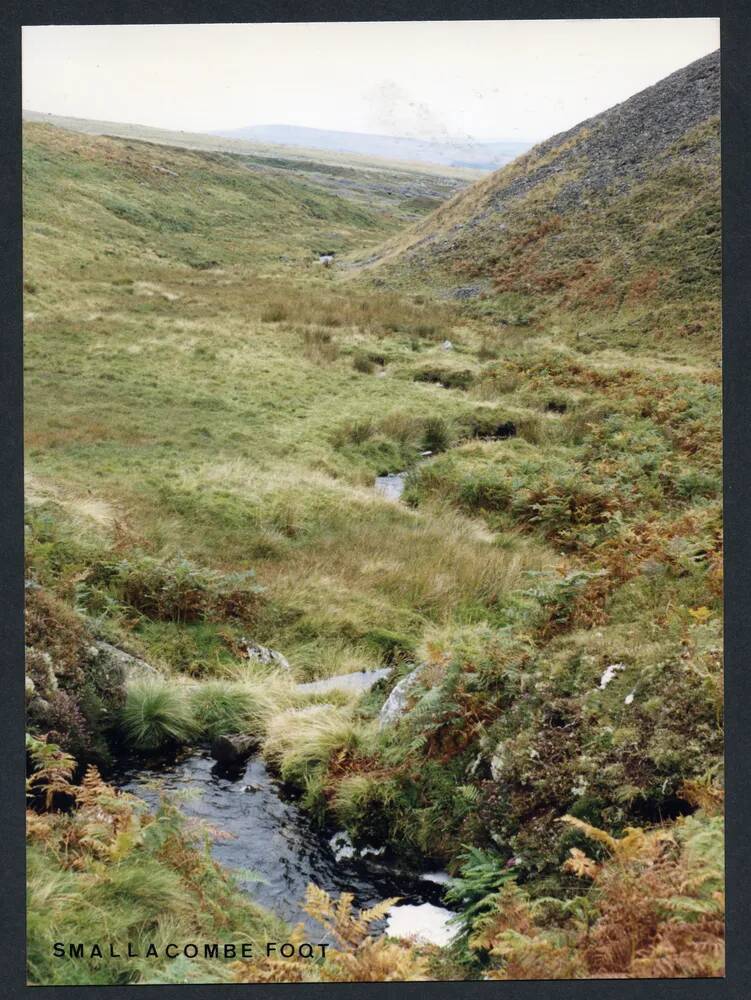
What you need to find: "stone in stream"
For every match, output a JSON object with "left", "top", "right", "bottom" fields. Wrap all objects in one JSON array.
[{"left": 210, "top": 732, "right": 258, "bottom": 766}]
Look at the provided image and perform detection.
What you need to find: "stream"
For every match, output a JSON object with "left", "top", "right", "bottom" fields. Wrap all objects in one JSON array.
[
  {"left": 115, "top": 751, "right": 457, "bottom": 944},
  {"left": 374, "top": 471, "right": 408, "bottom": 501},
  {"left": 374, "top": 450, "right": 433, "bottom": 502}
]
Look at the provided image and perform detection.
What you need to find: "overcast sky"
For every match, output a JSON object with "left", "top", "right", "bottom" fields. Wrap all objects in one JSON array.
[{"left": 23, "top": 19, "right": 719, "bottom": 143}]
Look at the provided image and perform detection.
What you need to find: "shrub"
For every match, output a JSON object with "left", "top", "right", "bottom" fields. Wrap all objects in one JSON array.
[
  {"left": 25, "top": 586, "right": 125, "bottom": 765},
  {"left": 352, "top": 352, "right": 375, "bottom": 374},
  {"left": 261, "top": 304, "right": 288, "bottom": 322},
  {"left": 82, "top": 555, "right": 263, "bottom": 624},
  {"left": 232, "top": 885, "right": 429, "bottom": 982},
  {"left": 120, "top": 678, "right": 196, "bottom": 751},
  {"left": 468, "top": 812, "right": 724, "bottom": 980},
  {"left": 444, "top": 846, "right": 517, "bottom": 943}
]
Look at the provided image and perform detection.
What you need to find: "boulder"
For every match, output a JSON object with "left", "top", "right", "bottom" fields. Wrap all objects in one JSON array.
[
  {"left": 210, "top": 732, "right": 258, "bottom": 766},
  {"left": 378, "top": 666, "right": 425, "bottom": 728},
  {"left": 93, "top": 640, "right": 159, "bottom": 680},
  {"left": 244, "top": 642, "right": 291, "bottom": 672}
]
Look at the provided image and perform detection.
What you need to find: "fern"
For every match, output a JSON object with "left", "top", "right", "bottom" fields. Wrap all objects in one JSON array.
[
  {"left": 26, "top": 735, "right": 76, "bottom": 808},
  {"left": 445, "top": 846, "right": 517, "bottom": 942}
]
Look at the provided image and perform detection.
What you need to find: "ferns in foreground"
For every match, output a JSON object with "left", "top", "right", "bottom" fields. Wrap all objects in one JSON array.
[
  {"left": 469, "top": 811, "right": 724, "bottom": 980},
  {"left": 232, "top": 884, "right": 430, "bottom": 983}
]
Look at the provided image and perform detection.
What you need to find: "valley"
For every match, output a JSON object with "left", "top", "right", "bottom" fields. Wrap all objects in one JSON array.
[{"left": 24, "top": 50, "right": 723, "bottom": 985}]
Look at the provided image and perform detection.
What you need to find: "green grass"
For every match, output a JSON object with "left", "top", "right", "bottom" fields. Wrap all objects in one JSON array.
[{"left": 120, "top": 679, "right": 196, "bottom": 751}]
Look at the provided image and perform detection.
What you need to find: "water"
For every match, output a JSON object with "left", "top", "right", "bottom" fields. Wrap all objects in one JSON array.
[
  {"left": 296, "top": 668, "right": 391, "bottom": 695},
  {"left": 374, "top": 453, "right": 431, "bottom": 502},
  {"left": 115, "top": 751, "right": 453, "bottom": 939},
  {"left": 374, "top": 472, "right": 407, "bottom": 501}
]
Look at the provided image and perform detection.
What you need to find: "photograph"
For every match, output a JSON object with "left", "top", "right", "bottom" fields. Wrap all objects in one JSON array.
[{"left": 21, "top": 17, "right": 723, "bottom": 985}]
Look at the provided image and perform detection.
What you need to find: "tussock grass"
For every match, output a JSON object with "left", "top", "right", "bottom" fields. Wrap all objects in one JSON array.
[
  {"left": 120, "top": 678, "right": 196, "bottom": 751},
  {"left": 263, "top": 705, "right": 377, "bottom": 786},
  {"left": 188, "top": 679, "right": 278, "bottom": 740}
]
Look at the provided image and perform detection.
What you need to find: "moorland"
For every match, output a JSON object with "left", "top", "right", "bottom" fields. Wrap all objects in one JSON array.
[{"left": 24, "top": 50, "right": 723, "bottom": 984}]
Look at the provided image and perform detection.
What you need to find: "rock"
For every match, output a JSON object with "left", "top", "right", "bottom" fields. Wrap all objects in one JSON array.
[
  {"left": 93, "top": 640, "right": 158, "bottom": 679},
  {"left": 451, "top": 285, "right": 481, "bottom": 300},
  {"left": 210, "top": 733, "right": 258, "bottom": 765},
  {"left": 639, "top": 558, "right": 667, "bottom": 576},
  {"left": 378, "top": 666, "right": 424, "bottom": 728},
  {"left": 421, "top": 870, "right": 452, "bottom": 885},
  {"left": 599, "top": 663, "right": 626, "bottom": 689},
  {"left": 328, "top": 831, "right": 384, "bottom": 862},
  {"left": 25, "top": 648, "right": 58, "bottom": 695},
  {"left": 329, "top": 831, "right": 356, "bottom": 861},
  {"left": 490, "top": 742, "right": 506, "bottom": 781},
  {"left": 441, "top": 339, "right": 454, "bottom": 351},
  {"left": 244, "top": 643, "right": 291, "bottom": 672}
]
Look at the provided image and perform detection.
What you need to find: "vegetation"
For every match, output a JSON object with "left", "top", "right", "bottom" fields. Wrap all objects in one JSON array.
[
  {"left": 26, "top": 743, "right": 287, "bottom": 985},
  {"left": 25, "top": 50, "right": 721, "bottom": 986},
  {"left": 120, "top": 679, "right": 197, "bottom": 751}
]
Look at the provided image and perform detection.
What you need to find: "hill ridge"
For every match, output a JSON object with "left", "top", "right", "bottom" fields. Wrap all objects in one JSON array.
[
  {"left": 365, "top": 50, "right": 720, "bottom": 348},
  {"left": 209, "top": 122, "right": 532, "bottom": 170}
]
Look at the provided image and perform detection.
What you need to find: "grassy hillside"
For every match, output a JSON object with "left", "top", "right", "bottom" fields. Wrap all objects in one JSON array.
[
  {"left": 362, "top": 51, "right": 720, "bottom": 353},
  {"left": 23, "top": 121, "right": 462, "bottom": 271},
  {"left": 25, "top": 53, "right": 722, "bottom": 986},
  {"left": 23, "top": 110, "right": 483, "bottom": 182}
]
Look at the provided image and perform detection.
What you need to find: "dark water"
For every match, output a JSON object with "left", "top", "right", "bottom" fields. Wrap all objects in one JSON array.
[{"left": 115, "top": 751, "right": 450, "bottom": 936}]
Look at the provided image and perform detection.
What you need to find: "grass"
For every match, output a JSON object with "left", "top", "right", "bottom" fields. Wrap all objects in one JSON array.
[
  {"left": 120, "top": 679, "right": 196, "bottom": 751},
  {"left": 262, "top": 705, "right": 376, "bottom": 787},
  {"left": 27, "top": 763, "right": 287, "bottom": 985}
]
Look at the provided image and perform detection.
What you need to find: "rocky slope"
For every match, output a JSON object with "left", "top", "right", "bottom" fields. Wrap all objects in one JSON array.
[{"left": 365, "top": 51, "right": 720, "bottom": 346}]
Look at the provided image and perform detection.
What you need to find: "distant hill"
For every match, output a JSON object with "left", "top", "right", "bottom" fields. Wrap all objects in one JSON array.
[
  {"left": 21, "top": 110, "right": 484, "bottom": 182},
  {"left": 210, "top": 123, "right": 532, "bottom": 170},
  {"left": 366, "top": 51, "right": 720, "bottom": 345}
]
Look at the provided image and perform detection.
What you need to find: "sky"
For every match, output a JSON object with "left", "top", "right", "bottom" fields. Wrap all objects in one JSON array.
[{"left": 22, "top": 19, "right": 719, "bottom": 143}]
